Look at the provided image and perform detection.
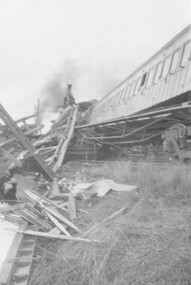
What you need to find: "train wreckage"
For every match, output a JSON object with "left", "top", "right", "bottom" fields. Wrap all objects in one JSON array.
[{"left": 0, "top": 24, "right": 191, "bottom": 284}]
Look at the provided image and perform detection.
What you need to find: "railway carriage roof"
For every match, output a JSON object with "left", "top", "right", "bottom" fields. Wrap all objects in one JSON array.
[{"left": 100, "top": 24, "right": 191, "bottom": 103}]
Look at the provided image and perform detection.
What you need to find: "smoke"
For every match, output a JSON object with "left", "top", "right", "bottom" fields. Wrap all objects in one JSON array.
[
  {"left": 41, "top": 57, "right": 135, "bottom": 113},
  {"left": 41, "top": 59, "right": 81, "bottom": 111}
]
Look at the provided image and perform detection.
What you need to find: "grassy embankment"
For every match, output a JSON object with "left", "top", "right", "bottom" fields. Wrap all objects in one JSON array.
[{"left": 29, "top": 163, "right": 191, "bottom": 285}]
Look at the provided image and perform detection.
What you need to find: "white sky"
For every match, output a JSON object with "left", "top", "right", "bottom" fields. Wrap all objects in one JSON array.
[{"left": 0, "top": 0, "right": 190, "bottom": 120}]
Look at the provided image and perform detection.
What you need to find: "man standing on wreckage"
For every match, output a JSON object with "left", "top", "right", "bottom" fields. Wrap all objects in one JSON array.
[{"left": 63, "top": 83, "right": 76, "bottom": 107}]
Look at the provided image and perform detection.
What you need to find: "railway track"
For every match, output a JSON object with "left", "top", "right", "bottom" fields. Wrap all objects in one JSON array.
[
  {"left": 0, "top": 222, "right": 36, "bottom": 285},
  {"left": 65, "top": 159, "right": 190, "bottom": 170}
]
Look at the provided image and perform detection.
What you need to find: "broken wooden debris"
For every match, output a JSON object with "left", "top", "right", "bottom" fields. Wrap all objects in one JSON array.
[
  {"left": 24, "top": 188, "right": 81, "bottom": 233},
  {"left": 24, "top": 189, "right": 68, "bottom": 212},
  {"left": 51, "top": 105, "right": 78, "bottom": 172},
  {"left": 48, "top": 226, "right": 62, "bottom": 235},
  {"left": 6, "top": 228, "right": 98, "bottom": 243},
  {"left": 82, "top": 207, "right": 127, "bottom": 237},
  {"left": 44, "top": 210, "right": 71, "bottom": 237},
  {"left": 0, "top": 147, "right": 22, "bottom": 167},
  {"left": 1, "top": 188, "right": 82, "bottom": 244},
  {"left": 0, "top": 103, "right": 54, "bottom": 180},
  {"left": 0, "top": 86, "right": 95, "bottom": 183},
  {"left": 41, "top": 204, "right": 81, "bottom": 233}
]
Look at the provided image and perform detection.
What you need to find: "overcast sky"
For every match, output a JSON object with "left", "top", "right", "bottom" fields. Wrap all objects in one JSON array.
[{"left": 0, "top": 0, "right": 190, "bottom": 120}]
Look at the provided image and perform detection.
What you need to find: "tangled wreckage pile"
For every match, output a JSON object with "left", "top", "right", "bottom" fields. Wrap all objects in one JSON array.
[
  {"left": 0, "top": 84, "right": 95, "bottom": 202},
  {"left": 0, "top": 89, "right": 138, "bottom": 284},
  {"left": 0, "top": 85, "right": 96, "bottom": 221}
]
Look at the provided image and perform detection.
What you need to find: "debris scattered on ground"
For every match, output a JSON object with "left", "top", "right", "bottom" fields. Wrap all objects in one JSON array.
[{"left": 0, "top": 84, "right": 96, "bottom": 190}]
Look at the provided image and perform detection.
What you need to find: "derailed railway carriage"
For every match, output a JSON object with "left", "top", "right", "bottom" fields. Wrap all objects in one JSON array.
[{"left": 75, "top": 25, "right": 191, "bottom": 161}]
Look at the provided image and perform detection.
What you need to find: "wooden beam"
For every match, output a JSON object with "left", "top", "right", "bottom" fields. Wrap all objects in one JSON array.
[
  {"left": 6, "top": 228, "right": 98, "bottom": 243},
  {"left": 52, "top": 105, "right": 78, "bottom": 172},
  {"left": 82, "top": 207, "right": 126, "bottom": 237},
  {"left": 44, "top": 210, "right": 71, "bottom": 237},
  {"left": 0, "top": 104, "right": 53, "bottom": 180},
  {"left": 0, "top": 147, "right": 22, "bottom": 167}
]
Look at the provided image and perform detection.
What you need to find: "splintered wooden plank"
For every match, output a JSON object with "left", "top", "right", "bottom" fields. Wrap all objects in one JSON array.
[
  {"left": 0, "top": 104, "right": 54, "bottom": 180},
  {"left": 82, "top": 207, "right": 127, "bottom": 237},
  {"left": 44, "top": 210, "right": 71, "bottom": 237},
  {"left": 52, "top": 105, "right": 78, "bottom": 172},
  {"left": 48, "top": 227, "right": 61, "bottom": 235},
  {"left": 24, "top": 190, "right": 68, "bottom": 213},
  {"left": 24, "top": 190, "right": 80, "bottom": 233},
  {"left": 17, "top": 208, "right": 52, "bottom": 231},
  {"left": 6, "top": 228, "right": 98, "bottom": 243},
  {"left": 41, "top": 204, "right": 81, "bottom": 233}
]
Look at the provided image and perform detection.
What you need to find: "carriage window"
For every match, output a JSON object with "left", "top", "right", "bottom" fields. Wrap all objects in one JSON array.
[
  {"left": 123, "top": 85, "right": 131, "bottom": 101},
  {"left": 140, "top": 72, "right": 147, "bottom": 87},
  {"left": 119, "top": 90, "right": 125, "bottom": 103},
  {"left": 170, "top": 49, "right": 180, "bottom": 73},
  {"left": 117, "top": 90, "right": 123, "bottom": 104},
  {"left": 145, "top": 67, "right": 155, "bottom": 87},
  {"left": 112, "top": 95, "right": 117, "bottom": 106},
  {"left": 134, "top": 77, "right": 142, "bottom": 95},
  {"left": 129, "top": 81, "right": 137, "bottom": 98},
  {"left": 120, "top": 88, "right": 127, "bottom": 102},
  {"left": 180, "top": 40, "right": 191, "bottom": 67},
  {"left": 113, "top": 93, "right": 119, "bottom": 106},
  {"left": 110, "top": 96, "right": 115, "bottom": 106},
  {"left": 112, "top": 95, "right": 116, "bottom": 106},
  {"left": 106, "top": 98, "right": 111, "bottom": 110},
  {"left": 162, "top": 55, "right": 171, "bottom": 77},
  {"left": 153, "top": 61, "right": 163, "bottom": 83}
]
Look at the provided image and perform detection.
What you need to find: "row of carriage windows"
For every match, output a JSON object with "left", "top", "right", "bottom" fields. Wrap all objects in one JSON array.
[{"left": 95, "top": 40, "right": 191, "bottom": 115}]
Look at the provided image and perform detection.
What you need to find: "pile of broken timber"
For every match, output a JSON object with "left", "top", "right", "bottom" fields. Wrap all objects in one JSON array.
[
  {"left": 0, "top": 188, "right": 97, "bottom": 243},
  {"left": 34, "top": 105, "right": 79, "bottom": 172},
  {"left": 0, "top": 109, "right": 43, "bottom": 174},
  {"left": 0, "top": 103, "right": 79, "bottom": 180}
]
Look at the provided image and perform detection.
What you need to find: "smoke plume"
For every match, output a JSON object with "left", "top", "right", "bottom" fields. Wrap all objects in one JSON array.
[{"left": 41, "top": 57, "right": 135, "bottom": 113}]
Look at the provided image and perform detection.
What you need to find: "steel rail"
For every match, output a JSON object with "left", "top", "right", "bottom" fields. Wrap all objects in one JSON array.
[{"left": 66, "top": 159, "right": 190, "bottom": 170}]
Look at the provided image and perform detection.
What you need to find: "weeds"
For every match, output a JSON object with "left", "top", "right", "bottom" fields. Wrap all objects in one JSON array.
[{"left": 29, "top": 162, "right": 191, "bottom": 285}]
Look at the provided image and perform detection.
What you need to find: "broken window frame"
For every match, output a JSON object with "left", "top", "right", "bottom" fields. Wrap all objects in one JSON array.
[
  {"left": 180, "top": 40, "right": 191, "bottom": 67},
  {"left": 169, "top": 48, "right": 180, "bottom": 74},
  {"left": 145, "top": 67, "right": 155, "bottom": 88},
  {"left": 153, "top": 61, "right": 163, "bottom": 84},
  {"left": 161, "top": 54, "right": 171, "bottom": 78}
]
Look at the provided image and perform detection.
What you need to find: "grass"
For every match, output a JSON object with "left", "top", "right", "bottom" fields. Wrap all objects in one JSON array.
[{"left": 29, "top": 162, "right": 191, "bottom": 285}]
